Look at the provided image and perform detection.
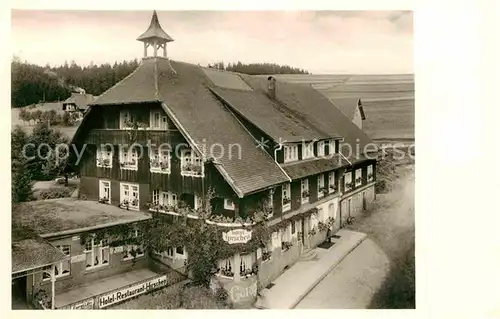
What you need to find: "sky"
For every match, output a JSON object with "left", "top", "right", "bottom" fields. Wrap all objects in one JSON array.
[{"left": 11, "top": 10, "right": 413, "bottom": 74}]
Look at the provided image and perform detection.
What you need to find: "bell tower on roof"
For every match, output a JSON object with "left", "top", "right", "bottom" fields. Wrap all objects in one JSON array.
[{"left": 137, "top": 10, "right": 174, "bottom": 58}]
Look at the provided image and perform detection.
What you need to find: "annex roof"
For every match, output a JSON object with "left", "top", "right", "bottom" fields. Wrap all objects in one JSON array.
[
  {"left": 12, "top": 223, "right": 68, "bottom": 274},
  {"left": 12, "top": 198, "right": 152, "bottom": 237}
]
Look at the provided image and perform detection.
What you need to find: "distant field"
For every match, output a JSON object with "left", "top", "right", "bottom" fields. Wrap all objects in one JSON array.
[
  {"left": 270, "top": 74, "right": 415, "bottom": 141},
  {"left": 11, "top": 107, "right": 79, "bottom": 139}
]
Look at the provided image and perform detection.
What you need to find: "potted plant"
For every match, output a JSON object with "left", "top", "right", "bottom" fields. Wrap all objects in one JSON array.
[
  {"left": 301, "top": 190, "right": 309, "bottom": 198},
  {"left": 262, "top": 250, "right": 272, "bottom": 261},
  {"left": 283, "top": 197, "right": 291, "bottom": 204},
  {"left": 98, "top": 197, "right": 109, "bottom": 204}
]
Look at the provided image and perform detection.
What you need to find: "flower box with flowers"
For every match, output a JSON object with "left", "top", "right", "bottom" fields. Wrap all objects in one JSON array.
[
  {"left": 262, "top": 250, "right": 272, "bottom": 262},
  {"left": 319, "top": 187, "right": 329, "bottom": 195},
  {"left": 240, "top": 267, "right": 258, "bottom": 278},
  {"left": 345, "top": 182, "right": 354, "bottom": 189},
  {"left": 355, "top": 177, "right": 362, "bottom": 184},
  {"left": 120, "top": 159, "right": 137, "bottom": 169},
  {"left": 120, "top": 198, "right": 138, "bottom": 210},
  {"left": 150, "top": 159, "right": 170, "bottom": 172},
  {"left": 181, "top": 163, "right": 203, "bottom": 176},
  {"left": 98, "top": 197, "right": 110, "bottom": 204},
  {"left": 329, "top": 184, "right": 337, "bottom": 192},
  {"left": 368, "top": 173, "right": 374, "bottom": 181},
  {"left": 301, "top": 191, "right": 310, "bottom": 198},
  {"left": 219, "top": 268, "right": 234, "bottom": 278},
  {"left": 282, "top": 197, "right": 291, "bottom": 204},
  {"left": 97, "top": 157, "right": 111, "bottom": 168},
  {"left": 281, "top": 241, "right": 293, "bottom": 251}
]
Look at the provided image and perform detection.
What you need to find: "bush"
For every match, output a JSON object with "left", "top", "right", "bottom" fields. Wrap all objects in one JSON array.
[
  {"left": 36, "top": 188, "right": 73, "bottom": 200},
  {"left": 214, "top": 287, "right": 229, "bottom": 305}
]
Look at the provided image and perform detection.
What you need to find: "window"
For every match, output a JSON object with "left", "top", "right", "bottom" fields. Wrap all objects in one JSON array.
[
  {"left": 280, "top": 225, "right": 292, "bottom": 250},
  {"left": 181, "top": 149, "right": 203, "bottom": 177},
  {"left": 162, "top": 191, "right": 178, "bottom": 208},
  {"left": 355, "top": 169, "right": 363, "bottom": 186},
  {"left": 265, "top": 189, "right": 274, "bottom": 218},
  {"left": 317, "top": 141, "right": 325, "bottom": 157},
  {"left": 152, "top": 189, "right": 160, "bottom": 206},
  {"left": 283, "top": 145, "right": 298, "bottom": 163},
  {"left": 318, "top": 175, "right": 326, "bottom": 198},
  {"left": 218, "top": 258, "right": 234, "bottom": 277},
  {"left": 149, "top": 146, "right": 170, "bottom": 174},
  {"left": 120, "top": 110, "right": 134, "bottom": 129},
  {"left": 240, "top": 253, "right": 256, "bottom": 277},
  {"left": 270, "top": 231, "right": 280, "bottom": 250},
  {"left": 119, "top": 146, "right": 138, "bottom": 170},
  {"left": 328, "top": 172, "right": 336, "bottom": 193},
  {"left": 120, "top": 183, "right": 139, "bottom": 210},
  {"left": 49, "top": 245, "right": 71, "bottom": 279},
  {"left": 291, "top": 221, "right": 296, "bottom": 235},
  {"left": 301, "top": 179, "right": 309, "bottom": 204},
  {"left": 176, "top": 246, "right": 185, "bottom": 255},
  {"left": 96, "top": 145, "right": 113, "bottom": 168},
  {"left": 99, "top": 180, "right": 111, "bottom": 204},
  {"left": 150, "top": 111, "right": 168, "bottom": 130},
  {"left": 329, "top": 140, "right": 337, "bottom": 154},
  {"left": 85, "top": 238, "right": 110, "bottom": 269},
  {"left": 282, "top": 183, "right": 291, "bottom": 212},
  {"left": 344, "top": 172, "right": 353, "bottom": 192},
  {"left": 368, "top": 165, "right": 374, "bottom": 182},
  {"left": 302, "top": 142, "right": 314, "bottom": 159},
  {"left": 123, "top": 229, "right": 144, "bottom": 260},
  {"left": 166, "top": 247, "right": 174, "bottom": 258},
  {"left": 224, "top": 198, "right": 235, "bottom": 210}
]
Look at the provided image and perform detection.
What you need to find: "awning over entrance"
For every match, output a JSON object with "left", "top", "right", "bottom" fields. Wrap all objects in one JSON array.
[{"left": 12, "top": 223, "right": 69, "bottom": 277}]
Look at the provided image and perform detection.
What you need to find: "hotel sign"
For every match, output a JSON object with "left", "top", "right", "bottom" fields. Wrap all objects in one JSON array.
[
  {"left": 222, "top": 229, "right": 252, "bottom": 244},
  {"left": 98, "top": 275, "right": 168, "bottom": 308},
  {"left": 59, "top": 298, "right": 94, "bottom": 310}
]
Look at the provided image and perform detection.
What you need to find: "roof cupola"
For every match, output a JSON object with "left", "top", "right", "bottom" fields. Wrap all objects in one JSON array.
[{"left": 137, "top": 10, "right": 174, "bottom": 58}]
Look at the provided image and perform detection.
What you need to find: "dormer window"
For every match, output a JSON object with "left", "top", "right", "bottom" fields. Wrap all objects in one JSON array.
[
  {"left": 283, "top": 145, "right": 298, "bottom": 163},
  {"left": 317, "top": 141, "right": 326, "bottom": 157},
  {"left": 329, "top": 140, "right": 337, "bottom": 154},
  {"left": 302, "top": 142, "right": 315, "bottom": 159}
]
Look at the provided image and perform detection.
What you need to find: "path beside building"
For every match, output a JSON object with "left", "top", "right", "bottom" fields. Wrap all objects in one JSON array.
[
  {"left": 295, "top": 238, "right": 390, "bottom": 308},
  {"left": 254, "top": 229, "right": 367, "bottom": 309}
]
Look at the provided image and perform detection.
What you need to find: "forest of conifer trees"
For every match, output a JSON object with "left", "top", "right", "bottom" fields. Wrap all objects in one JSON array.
[{"left": 11, "top": 57, "right": 308, "bottom": 108}]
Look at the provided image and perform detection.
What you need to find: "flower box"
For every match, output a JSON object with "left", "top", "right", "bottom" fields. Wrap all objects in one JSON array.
[
  {"left": 181, "top": 163, "right": 203, "bottom": 175},
  {"left": 97, "top": 158, "right": 111, "bottom": 168},
  {"left": 301, "top": 191, "right": 310, "bottom": 198},
  {"left": 282, "top": 197, "right": 291, "bottom": 204},
  {"left": 281, "top": 241, "right": 293, "bottom": 251},
  {"left": 98, "top": 197, "right": 110, "bottom": 204},
  {"left": 262, "top": 250, "right": 272, "bottom": 261}
]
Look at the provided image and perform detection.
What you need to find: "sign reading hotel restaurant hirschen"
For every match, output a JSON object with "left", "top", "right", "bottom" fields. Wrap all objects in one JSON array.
[
  {"left": 98, "top": 275, "right": 168, "bottom": 308},
  {"left": 222, "top": 229, "right": 252, "bottom": 244}
]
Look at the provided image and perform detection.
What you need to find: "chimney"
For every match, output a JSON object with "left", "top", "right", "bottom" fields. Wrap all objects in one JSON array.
[{"left": 267, "top": 76, "right": 276, "bottom": 99}]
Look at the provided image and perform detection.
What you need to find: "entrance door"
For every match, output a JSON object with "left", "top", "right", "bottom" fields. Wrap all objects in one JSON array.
[{"left": 12, "top": 276, "right": 27, "bottom": 307}]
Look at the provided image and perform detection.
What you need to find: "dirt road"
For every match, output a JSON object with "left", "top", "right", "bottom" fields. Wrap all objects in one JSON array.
[{"left": 295, "top": 164, "right": 415, "bottom": 309}]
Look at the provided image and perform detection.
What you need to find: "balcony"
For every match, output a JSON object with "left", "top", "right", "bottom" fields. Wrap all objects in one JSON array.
[{"left": 85, "top": 129, "right": 181, "bottom": 145}]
